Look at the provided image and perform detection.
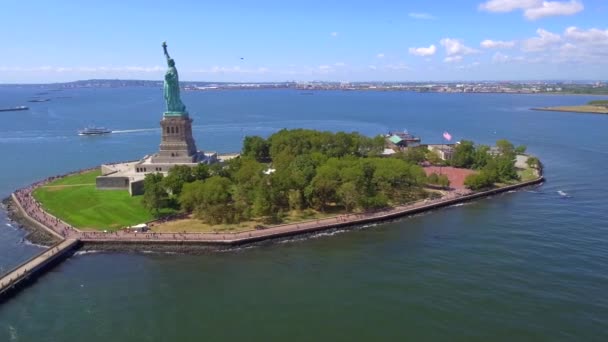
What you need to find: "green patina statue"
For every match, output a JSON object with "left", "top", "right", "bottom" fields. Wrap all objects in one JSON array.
[{"left": 162, "top": 41, "right": 187, "bottom": 114}]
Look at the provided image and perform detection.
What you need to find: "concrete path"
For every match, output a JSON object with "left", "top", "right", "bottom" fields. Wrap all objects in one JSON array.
[{"left": 0, "top": 239, "right": 79, "bottom": 297}]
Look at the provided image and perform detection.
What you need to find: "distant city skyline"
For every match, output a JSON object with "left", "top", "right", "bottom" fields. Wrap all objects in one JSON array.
[{"left": 1, "top": 0, "right": 607, "bottom": 83}]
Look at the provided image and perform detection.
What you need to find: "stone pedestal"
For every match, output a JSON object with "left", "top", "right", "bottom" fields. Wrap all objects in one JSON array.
[{"left": 151, "top": 113, "right": 199, "bottom": 163}]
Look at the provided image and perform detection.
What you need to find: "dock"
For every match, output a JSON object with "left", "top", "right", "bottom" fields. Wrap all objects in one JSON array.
[{"left": 0, "top": 238, "right": 80, "bottom": 301}]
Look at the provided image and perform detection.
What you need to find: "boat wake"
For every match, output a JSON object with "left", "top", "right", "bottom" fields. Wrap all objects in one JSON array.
[
  {"left": 8, "top": 325, "right": 18, "bottom": 342},
  {"left": 74, "top": 250, "right": 102, "bottom": 256},
  {"left": 111, "top": 128, "right": 158, "bottom": 134}
]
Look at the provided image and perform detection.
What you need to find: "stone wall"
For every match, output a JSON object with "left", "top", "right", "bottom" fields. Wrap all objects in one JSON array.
[
  {"left": 96, "top": 176, "right": 130, "bottom": 190},
  {"left": 129, "top": 179, "right": 145, "bottom": 196}
]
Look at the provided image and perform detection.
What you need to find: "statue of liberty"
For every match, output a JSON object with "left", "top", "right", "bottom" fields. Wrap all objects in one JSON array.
[{"left": 162, "top": 42, "right": 187, "bottom": 114}]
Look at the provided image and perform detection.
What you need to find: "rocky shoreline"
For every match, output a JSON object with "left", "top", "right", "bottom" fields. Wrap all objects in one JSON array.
[{"left": 3, "top": 196, "right": 60, "bottom": 246}]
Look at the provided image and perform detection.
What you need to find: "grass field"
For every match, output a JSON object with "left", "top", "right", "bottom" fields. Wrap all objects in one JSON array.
[
  {"left": 33, "top": 170, "right": 157, "bottom": 231},
  {"left": 517, "top": 168, "right": 538, "bottom": 182}
]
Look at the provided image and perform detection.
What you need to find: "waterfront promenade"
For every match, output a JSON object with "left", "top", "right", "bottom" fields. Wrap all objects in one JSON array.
[{"left": 9, "top": 171, "right": 544, "bottom": 246}]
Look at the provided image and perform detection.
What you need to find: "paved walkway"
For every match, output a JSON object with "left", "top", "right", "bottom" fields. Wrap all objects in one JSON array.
[{"left": 0, "top": 239, "right": 79, "bottom": 295}]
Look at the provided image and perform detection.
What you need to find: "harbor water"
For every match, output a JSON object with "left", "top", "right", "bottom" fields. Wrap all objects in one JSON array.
[{"left": 0, "top": 87, "right": 607, "bottom": 341}]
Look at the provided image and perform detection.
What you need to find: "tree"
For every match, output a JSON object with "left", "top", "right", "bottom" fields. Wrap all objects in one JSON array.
[
  {"left": 287, "top": 189, "right": 303, "bottom": 212},
  {"left": 464, "top": 171, "right": 494, "bottom": 190},
  {"left": 337, "top": 182, "right": 360, "bottom": 211},
  {"left": 495, "top": 155, "right": 518, "bottom": 181},
  {"left": 192, "top": 163, "right": 210, "bottom": 181},
  {"left": 142, "top": 173, "right": 167, "bottom": 215},
  {"left": 178, "top": 180, "right": 206, "bottom": 212},
  {"left": 242, "top": 136, "right": 270, "bottom": 162},
  {"left": 252, "top": 178, "right": 278, "bottom": 223},
  {"left": 426, "top": 173, "right": 450, "bottom": 188},
  {"left": 162, "top": 165, "right": 194, "bottom": 196},
  {"left": 191, "top": 176, "right": 235, "bottom": 224},
  {"left": 438, "top": 174, "right": 450, "bottom": 188},
  {"left": 472, "top": 145, "right": 491, "bottom": 169},
  {"left": 309, "top": 165, "right": 340, "bottom": 211},
  {"left": 496, "top": 139, "right": 515, "bottom": 156},
  {"left": 526, "top": 156, "right": 540, "bottom": 169},
  {"left": 403, "top": 146, "right": 427, "bottom": 164},
  {"left": 425, "top": 149, "right": 444, "bottom": 166},
  {"left": 451, "top": 140, "right": 475, "bottom": 168},
  {"left": 514, "top": 145, "right": 527, "bottom": 154}
]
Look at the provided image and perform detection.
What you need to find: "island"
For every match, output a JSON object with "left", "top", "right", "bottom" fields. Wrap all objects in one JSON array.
[
  {"left": 532, "top": 100, "right": 608, "bottom": 115},
  {"left": 7, "top": 130, "right": 543, "bottom": 248},
  {"left": 1, "top": 43, "right": 544, "bottom": 299},
  {"left": 5, "top": 42, "right": 544, "bottom": 250}
]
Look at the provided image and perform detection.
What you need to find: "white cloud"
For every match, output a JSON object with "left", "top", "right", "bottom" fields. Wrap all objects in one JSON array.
[
  {"left": 564, "top": 26, "right": 608, "bottom": 43},
  {"left": 408, "top": 12, "right": 436, "bottom": 20},
  {"left": 408, "top": 44, "right": 437, "bottom": 57},
  {"left": 492, "top": 52, "right": 511, "bottom": 63},
  {"left": 440, "top": 38, "right": 479, "bottom": 56},
  {"left": 368, "top": 65, "right": 377, "bottom": 70},
  {"left": 456, "top": 62, "right": 481, "bottom": 70},
  {"left": 444, "top": 56, "right": 463, "bottom": 63},
  {"left": 330, "top": 32, "right": 338, "bottom": 37},
  {"left": 517, "top": 26, "right": 608, "bottom": 64},
  {"left": 376, "top": 53, "right": 385, "bottom": 58},
  {"left": 334, "top": 62, "right": 346, "bottom": 67},
  {"left": 524, "top": 1, "right": 584, "bottom": 20},
  {"left": 522, "top": 28, "right": 561, "bottom": 52},
  {"left": 479, "top": 0, "right": 584, "bottom": 20},
  {"left": 480, "top": 0, "right": 540, "bottom": 12},
  {"left": 481, "top": 39, "right": 516, "bottom": 49}
]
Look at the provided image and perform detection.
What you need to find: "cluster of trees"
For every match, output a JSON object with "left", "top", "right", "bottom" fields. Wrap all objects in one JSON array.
[
  {"left": 459, "top": 139, "right": 524, "bottom": 190},
  {"left": 142, "top": 164, "right": 211, "bottom": 214},
  {"left": 143, "top": 129, "right": 428, "bottom": 225},
  {"left": 141, "top": 129, "right": 531, "bottom": 222},
  {"left": 427, "top": 173, "right": 450, "bottom": 188}
]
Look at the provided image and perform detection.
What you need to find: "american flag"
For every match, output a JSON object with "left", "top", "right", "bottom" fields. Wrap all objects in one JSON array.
[{"left": 443, "top": 131, "right": 452, "bottom": 141}]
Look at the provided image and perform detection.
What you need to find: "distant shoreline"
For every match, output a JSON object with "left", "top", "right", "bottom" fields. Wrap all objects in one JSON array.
[{"left": 531, "top": 105, "right": 608, "bottom": 115}]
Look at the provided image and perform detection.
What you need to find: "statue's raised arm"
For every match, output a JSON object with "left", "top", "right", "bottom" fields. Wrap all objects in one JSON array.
[{"left": 162, "top": 41, "right": 171, "bottom": 62}]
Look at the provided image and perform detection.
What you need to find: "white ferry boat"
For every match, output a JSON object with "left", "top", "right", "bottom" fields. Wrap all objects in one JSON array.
[{"left": 78, "top": 127, "right": 112, "bottom": 136}]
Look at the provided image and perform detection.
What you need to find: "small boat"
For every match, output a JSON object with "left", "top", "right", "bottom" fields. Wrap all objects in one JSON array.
[
  {"left": 0, "top": 106, "right": 29, "bottom": 112},
  {"left": 28, "top": 98, "right": 51, "bottom": 103},
  {"left": 78, "top": 127, "right": 112, "bottom": 136}
]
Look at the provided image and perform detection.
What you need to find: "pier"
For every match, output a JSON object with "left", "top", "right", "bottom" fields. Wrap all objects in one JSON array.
[{"left": 0, "top": 238, "right": 80, "bottom": 301}]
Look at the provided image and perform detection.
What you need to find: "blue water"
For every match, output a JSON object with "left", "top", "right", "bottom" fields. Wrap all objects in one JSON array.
[{"left": 0, "top": 87, "right": 607, "bottom": 341}]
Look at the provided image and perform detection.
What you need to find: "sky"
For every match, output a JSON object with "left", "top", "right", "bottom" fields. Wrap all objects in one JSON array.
[{"left": 1, "top": 0, "right": 607, "bottom": 83}]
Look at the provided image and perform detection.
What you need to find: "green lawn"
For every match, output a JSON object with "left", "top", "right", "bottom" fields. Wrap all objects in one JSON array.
[
  {"left": 517, "top": 168, "right": 538, "bottom": 182},
  {"left": 33, "top": 170, "right": 155, "bottom": 231},
  {"left": 47, "top": 169, "right": 101, "bottom": 186}
]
